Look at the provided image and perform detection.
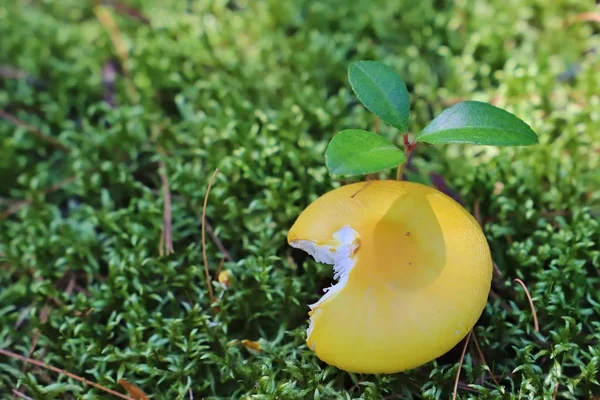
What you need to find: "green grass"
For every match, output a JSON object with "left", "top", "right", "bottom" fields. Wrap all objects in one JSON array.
[{"left": 1, "top": 0, "right": 599, "bottom": 399}]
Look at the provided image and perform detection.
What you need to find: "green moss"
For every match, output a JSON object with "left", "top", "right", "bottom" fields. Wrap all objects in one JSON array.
[{"left": 1, "top": 0, "right": 599, "bottom": 398}]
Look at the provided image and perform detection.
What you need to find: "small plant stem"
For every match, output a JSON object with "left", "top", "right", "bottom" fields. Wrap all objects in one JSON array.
[
  {"left": 396, "top": 134, "right": 416, "bottom": 181},
  {"left": 395, "top": 162, "right": 404, "bottom": 181},
  {"left": 366, "top": 117, "right": 381, "bottom": 181}
]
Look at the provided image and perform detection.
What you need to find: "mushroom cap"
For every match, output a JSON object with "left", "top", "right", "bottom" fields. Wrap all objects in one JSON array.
[{"left": 288, "top": 180, "right": 492, "bottom": 374}]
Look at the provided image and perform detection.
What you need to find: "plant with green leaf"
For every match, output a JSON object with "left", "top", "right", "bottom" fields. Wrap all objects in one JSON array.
[
  {"left": 325, "top": 60, "right": 539, "bottom": 178},
  {"left": 290, "top": 62, "right": 542, "bottom": 376}
]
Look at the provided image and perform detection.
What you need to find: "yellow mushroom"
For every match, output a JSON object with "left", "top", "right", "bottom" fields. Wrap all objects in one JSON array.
[{"left": 287, "top": 180, "right": 492, "bottom": 374}]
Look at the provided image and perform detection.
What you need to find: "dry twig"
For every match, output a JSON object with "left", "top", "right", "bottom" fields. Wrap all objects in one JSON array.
[
  {"left": 0, "top": 348, "right": 132, "bottom": 399},
  {"left": 456, "top": 382, "right": 479, "bottom": 393},
  {"left": 453, "top": 330, "right": 473, "bottom": 400},
  {"left": 0, "top": 65, "right": 29, "bottom": 80},
  {"left": 16, "top": 274, "right": 86, "bottom": 395},
  {"left": 96, "top": 0, "right": 151, "bottom": 25},
  {"left": 0, "top": 176, "right": 77, "bottom": 219},
  {"left": 12, "top": 390, "right": 34, "bottom": 400},
  {"left": 489, "top": 290, "right": 511, "bottom": 312},
  {"left": 202, "top": 168, "right": 219, "bottom": 305},
  {"left": 552, "top": 382, "right": 559, "bottom": 399},
  {"left": 513, "top": 278, "right": 540, "bottom": 332},
  {"left": 148, "top": 188, "right": 235, "bottom": 261},
  {"left": 473, "top": 198, "right": 481, "bottom": 226},
  {"left": 493, "top": 262, "right": 502, "bottom": 277},
  {"left": 158, "top": 160, "right": 174, "bottom": 256},
  {"left": 0, "top": 109, "right": 70, "bottom": 153},
  {"left": 205, "top": 220, "right": 234, "bottom": 261},
  {"left": 472, "top": 332, "right": 501, "bottom": 387},
  {"left": 94, "top": 5, "right": 138, "bottom": 99}
]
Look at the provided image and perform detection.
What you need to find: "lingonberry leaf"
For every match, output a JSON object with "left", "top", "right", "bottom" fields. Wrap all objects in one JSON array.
[
  {"left": 348, "top": 61, "right": 410, "bottom": 132},
  {"left": 416, "top": 101, "right": 538, "bottom": 146},
  {"left": 325, "top": 129, "right": 406, "bottom": 176}
]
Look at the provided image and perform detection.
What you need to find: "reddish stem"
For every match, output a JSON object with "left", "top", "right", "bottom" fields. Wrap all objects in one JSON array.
[
  {"left": 403, "top": 134, "right": 417, "bottom": 152},
  {"left": 396, "top": 134, "right": 417, "bottom": 180}
]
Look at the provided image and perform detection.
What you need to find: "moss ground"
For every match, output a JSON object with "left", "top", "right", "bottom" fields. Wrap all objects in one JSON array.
[{"left": 1, "top": 0, "right": 599, "bottom": 398}]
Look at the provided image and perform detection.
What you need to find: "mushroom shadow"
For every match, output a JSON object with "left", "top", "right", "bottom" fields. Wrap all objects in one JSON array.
[{"left": 371, "top": 190, "right": 446, "bottom": 291}]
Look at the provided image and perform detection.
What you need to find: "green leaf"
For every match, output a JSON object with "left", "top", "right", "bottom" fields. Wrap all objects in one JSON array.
[
  {"left": 348, "top": 61, "right": 410, "bottom": 132},
  {"left": 416, "top": 101, "right": 538, "bottom": 146},
  {"left": 325, "top": 129, "right": 406, "bottom": 176}
]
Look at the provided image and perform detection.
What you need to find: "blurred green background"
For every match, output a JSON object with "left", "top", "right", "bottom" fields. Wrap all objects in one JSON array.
[{"left": 1, "top": 0, "right": 599, "bottom": 398}]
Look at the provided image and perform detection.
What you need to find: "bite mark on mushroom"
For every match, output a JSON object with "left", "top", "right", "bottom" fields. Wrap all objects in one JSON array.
[{"left": 289, "top": 225, "right": 360, "bottom": 339}]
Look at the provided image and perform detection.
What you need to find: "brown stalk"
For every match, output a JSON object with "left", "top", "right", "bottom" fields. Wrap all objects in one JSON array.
[
  {"left": 493, "top": 262, "right": 502, "bottom": 277},
  {"left": 24, "top": 304, "right": 51, "bottom": 358},
  {"left": 205, "top": 220, "right": 234, "bottom": 261},
  {"left": 202, "top": 168, "right": 219, "bottom": 305},
  {"left": 148, "top": 188, "right": 235, "bottom": 262},
  {"left": 16, "top": 274, "right": 80, "bottom": 395},
  {"left": 473, "top": 198, "right": 481, "bottom": 226},
  {"left": 453, "top": 330, "right": 473, "bottom": 400},
  {"left": 0, "top": 109, "right": 70, "bottom": 153},
  {"left": 94, "top": 5, "right": 138, "bottom": 100},
  {"left": 12, "top": 390, "right": 34, "bottom": 400},
  {"left": 0, "top": 65, "right": 29, "bottom": 80},
  {"left": 96, "top": 0, "right": 151, "bottom": 25},
  {"left": 456, "top": 382, "right": 479, "bottom": 393},
  {"left": 215, "top": 256, "right": 225, "bottom": 277},
  {"left": 472, "top": 332, "right": 501, "bottom": 387},
  {"left": 0, "top": 348, "right": 132, "bottom": 399},
  {"left": 513, "top": 278, "right": 540, "bottom": 332},
  {"left": 489, "top": 290, "right": 512, "bottom": 312},
  {"left": 0, "top": 176, "right": 77, "bottom": 219},
  {"left": 158, "top": 160, "right": 174, "bottom": 256},
  {"left": 396, "top": 133, "right": 416, "bottom": 181}
]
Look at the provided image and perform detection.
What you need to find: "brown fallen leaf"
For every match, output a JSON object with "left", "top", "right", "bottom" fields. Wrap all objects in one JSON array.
[
  {"left": 565, "top": 12, "right": 600, "bottom": 25},
  {"left": 493, "top": 182, "right": 505, "bottom": 195},
  {"left": 241, "top": 339, "right": 261, "bottom": 352},
  {"left": 118, "top": 379, "right": 149, "bottom": 400},
  {"left": 218, "top": 269, "right": 232, "bottom": 287}
]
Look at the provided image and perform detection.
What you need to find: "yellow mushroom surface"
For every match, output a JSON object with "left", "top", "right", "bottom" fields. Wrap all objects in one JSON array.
[{"left": 287, "top": 180, "right": 492, "bottom": 374}]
